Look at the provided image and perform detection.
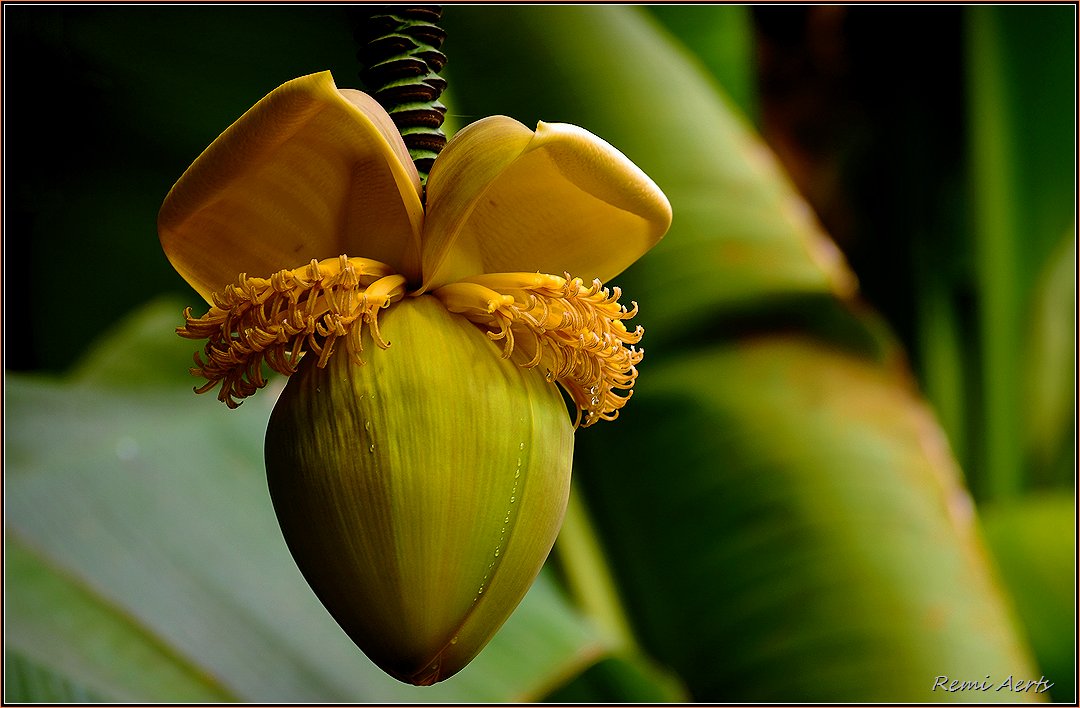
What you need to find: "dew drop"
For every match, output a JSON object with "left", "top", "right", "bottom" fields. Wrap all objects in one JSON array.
[
  {"left": 450, "top": 636, "right": 459, "bottom": 645},
  {"left": 365, "top": 420, "right": 372, "bottom": 432},
  {"left": 519, "top": 441, "right": 526, "bottom": 450},
  {"left": 514, "top": 469, "right": 520, "bottom": 479},
  {"left": 494, "top": 547, "right": 500, "bottom": 557},
  {"left": 510, "top": 496, "right": 516, "bottom": 503},
  {"left": 369, "top": 443, "right": 375, "bottom": 453}
]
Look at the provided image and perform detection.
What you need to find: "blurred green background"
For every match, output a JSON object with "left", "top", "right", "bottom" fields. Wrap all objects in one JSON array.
[{"left": 4, "top": 5, "right": 1074, "bottom": 703}]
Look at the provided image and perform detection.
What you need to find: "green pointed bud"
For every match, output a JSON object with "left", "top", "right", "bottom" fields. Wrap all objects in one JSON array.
[{"left": 264, "top": 295, "right": 574, "bottom": 685}]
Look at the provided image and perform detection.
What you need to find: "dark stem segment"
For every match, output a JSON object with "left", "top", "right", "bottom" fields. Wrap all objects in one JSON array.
[{"left": 354, "top": 6, "right": 448, "bottom": 184}]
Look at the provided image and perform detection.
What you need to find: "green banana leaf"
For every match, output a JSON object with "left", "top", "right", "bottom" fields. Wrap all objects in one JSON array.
[
  {"left": 646, "top": 5, "right": 759, "bottom": 124},
  {"left": 574, "top": 337, "right": 1039, "bottom": 701},
  {"left": 966, "top": 5, "right": 1075, "bottom": 499},
  {"left": 981, "top": 493, "right": 1076, "bottom": 703},
  {"left": 1021, "top": 233, "right": 1076, "bottom": 485}
]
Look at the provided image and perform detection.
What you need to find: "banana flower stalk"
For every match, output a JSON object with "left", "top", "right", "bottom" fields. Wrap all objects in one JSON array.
[{"left": 159, "top": 71, "right": 671, "bottom": 685}]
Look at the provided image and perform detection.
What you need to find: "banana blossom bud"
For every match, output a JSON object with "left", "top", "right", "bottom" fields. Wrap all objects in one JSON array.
[{"left": 158, "top": 72, "right": 671, "bottom": 684}]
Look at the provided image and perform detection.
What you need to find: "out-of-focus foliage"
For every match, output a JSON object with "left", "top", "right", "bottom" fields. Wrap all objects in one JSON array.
[
  {"left": 982, "top": 494, "right": 1076, "bottom": 703},
  {"left": 4, "top": 5, "right": 1073, "bottom": 703},
  {"left": 966, "top": 5, "right": 1075, "bottom": 501},
  {"left": 647, "top": 5, "right": 759, "bottom": 124}
]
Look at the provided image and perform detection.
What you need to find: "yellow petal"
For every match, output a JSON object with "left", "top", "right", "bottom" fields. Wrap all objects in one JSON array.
[
  {"left": 420, "top": 117, "right": 672, "bottom": 291},
  {"left": 159, "top": 71, "right": 424, "bottom": 302}
]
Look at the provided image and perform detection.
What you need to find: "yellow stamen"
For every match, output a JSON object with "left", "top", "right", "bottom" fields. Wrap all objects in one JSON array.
[
  {"left": 179, "top": 255, "right": 406, "bottom": 408},
  {"left": 434, "top": 272, "right": 643, "bottom": 427}
]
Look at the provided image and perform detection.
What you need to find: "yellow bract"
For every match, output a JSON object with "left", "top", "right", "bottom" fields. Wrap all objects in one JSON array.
[
  {"left": 160, "top": 71, "right": 670, "bottom": 301},
  {"left": 159, "top": 74, "right": 424, "bottom": 301},
  {"left": 420, "top": 117, "right": 672, "bottom": 290}
]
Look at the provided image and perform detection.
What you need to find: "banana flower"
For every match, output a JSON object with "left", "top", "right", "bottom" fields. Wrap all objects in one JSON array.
[{"left": 159, "top": 71, "right": 671, "bottom": 685}]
